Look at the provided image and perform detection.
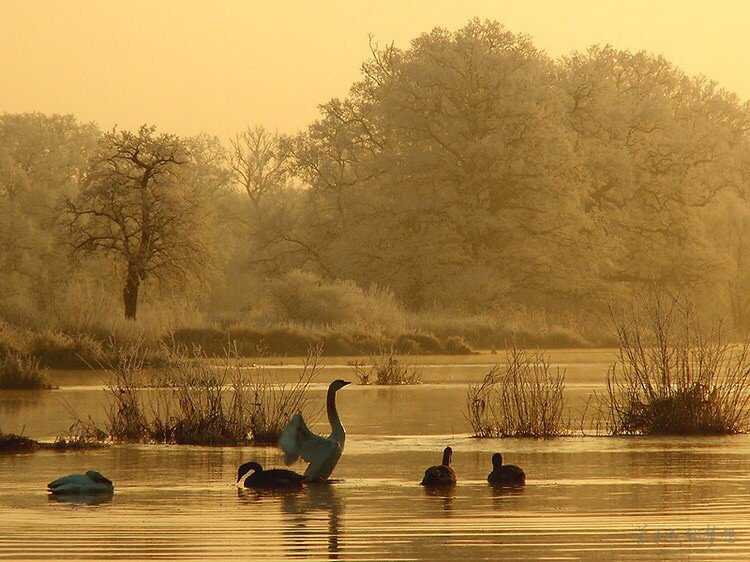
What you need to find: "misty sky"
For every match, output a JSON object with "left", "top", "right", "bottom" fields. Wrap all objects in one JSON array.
[{"left": 2, "top": 0, "right": 748, "bottom": 138}]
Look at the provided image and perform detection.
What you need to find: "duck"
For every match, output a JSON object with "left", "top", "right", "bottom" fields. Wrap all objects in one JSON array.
[
  {"left": 47, "top": 470, "right": 114, "bottom": 495},
  {"left": 237, "top": 461, "right": 304, "bottom": 489},
  {"left": 279, "top": 379, "right": 350, "bottom": 482},
  {"left": 487, "top": 453, "right": 525, "bottom": 486},
  {"left": 420, "top": 446, "right": 457, "bottom": 487}
]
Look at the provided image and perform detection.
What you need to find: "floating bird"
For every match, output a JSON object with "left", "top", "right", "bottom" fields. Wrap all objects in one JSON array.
[
  {"left": 47, "top": 471, "right": 114, "bottom": 495},
  {"left": 487, "top": 453, "right": 525, "bottom": 486},
  {"left": 279, "top": 379, "right": 351, "bottom": 482},
  {"left": 237, "top": 461, "right": 304, "bottom": 489},
  {"left": 421, "top": 446, "right": 457, "bottom": 487}
]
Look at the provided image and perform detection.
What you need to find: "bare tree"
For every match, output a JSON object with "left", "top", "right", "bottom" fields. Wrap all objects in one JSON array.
[
  {"left": 65, "top": 125, "right": 213, "bottom": 319},
  {"left": 229, "top": 125, "right": 288, "bottom": 208}
]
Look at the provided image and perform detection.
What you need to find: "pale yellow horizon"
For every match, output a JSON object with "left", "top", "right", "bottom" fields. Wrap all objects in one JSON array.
[{"left": 2, "top": 0, "right": 749, "bottom": 139}]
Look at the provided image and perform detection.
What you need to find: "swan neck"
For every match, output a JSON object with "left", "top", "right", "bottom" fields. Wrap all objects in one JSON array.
[{"left": 327, "top": 386, "right": 344, "bottom": 440}]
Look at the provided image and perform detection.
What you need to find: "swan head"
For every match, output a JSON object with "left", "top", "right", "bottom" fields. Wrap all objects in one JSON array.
[
  {"left": 492, "top": 453, "right": 503, "bottom": 469},
  {"left": 329, "top": 379, "right": 351, "bottom": 392},
  {"left": 85, "top": 471, "right": 113, "bottom": 486},
  {"left": 441, "top": 446, "right": 453, "bottom": 466},
  {"left": 237, "top": 461, "right": 263, "bottom": 482}
]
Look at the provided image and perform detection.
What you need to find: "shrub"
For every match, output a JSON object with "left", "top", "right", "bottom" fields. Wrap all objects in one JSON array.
[
  {"left": 353, "top": 348, "right": 422, "bottom": 385},
  {"left": 466, "top": 346, "right": 566, "bottom": 438},
  {"left": 0, "top": 431, "right": 39, "bottom": 452},
  {"left": 0, "top": 350, "right": 52, "bottom": 390},
  {"left": 79, "top": 344, "right": 318, "bottom": 446},
  {"left": 265, "top": 269, "right": 406, "bottom": 328},
  {"left": 245, "top": 345, "right": 321, "bottom": 443},
  {"left": 29, "top": 330, "right": 105, "bottom": 369},
  {"left": 52, "top": 420, "right": 109, "bottom": 450},
  {"left": 605, "top": 297, "right": 750, "bottom": 435},
  {"left": 443, "top": 335, "right": 473, "bottom": 354}
]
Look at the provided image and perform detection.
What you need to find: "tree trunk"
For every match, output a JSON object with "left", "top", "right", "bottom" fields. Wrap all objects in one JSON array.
[{"left": 123, "top": 269, "right": 140, "bottom": 320}]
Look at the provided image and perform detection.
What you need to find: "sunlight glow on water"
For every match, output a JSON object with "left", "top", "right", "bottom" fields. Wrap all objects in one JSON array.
[{"left": 2, "top": 353, "right": 750, "bottom": 561}]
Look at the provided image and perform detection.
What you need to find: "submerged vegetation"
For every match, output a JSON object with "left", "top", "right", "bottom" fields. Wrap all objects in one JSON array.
[
  {"left": 352, "top": 349, "right": 422, "bottom": 385},
  {"left": 604, "top": 298, "right": 750, "bottom": 436},
  {"left": 466, "top": 346, "right": 567, "bottom": 438}
]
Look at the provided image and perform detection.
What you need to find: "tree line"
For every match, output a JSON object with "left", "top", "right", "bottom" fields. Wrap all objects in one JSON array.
[{"left": 2, "top": 19, "right": 750, "bottom": 336}]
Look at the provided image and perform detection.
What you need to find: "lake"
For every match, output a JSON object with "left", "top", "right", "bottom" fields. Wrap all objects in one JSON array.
[{"left": 2, "top": 349, "right": 749, "bottom": 561}]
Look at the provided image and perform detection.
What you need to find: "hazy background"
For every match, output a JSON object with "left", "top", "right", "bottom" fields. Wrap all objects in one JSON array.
[{"left": 2, "top": 0, "right": 749, "bottom": 137}]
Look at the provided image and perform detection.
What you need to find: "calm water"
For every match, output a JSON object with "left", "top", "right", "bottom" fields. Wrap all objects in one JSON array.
[{"left": 2, "top": 350, "right": 750, "bottom": 561}]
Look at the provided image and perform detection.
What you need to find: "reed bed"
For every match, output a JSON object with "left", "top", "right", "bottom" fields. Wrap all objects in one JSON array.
[
  {"left": 466, "top": 346, "right": 566, "bottom": 438},
  {"left": 605, "top": 297, "right": 750, "bottom": 435},
  {"left": 352, "top": 348, "right": 422, "bottom": 385},
  {"left": 92, "top": 344, "right": 318, "bottom": 445}
]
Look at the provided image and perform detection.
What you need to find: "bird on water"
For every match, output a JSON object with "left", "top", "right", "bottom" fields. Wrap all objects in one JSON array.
[
  {"left": 421, "top": 446, "right": 457, "bottom": 487},
  {"left": 278, "top": 379, "right": 351, "bottom": 482},
  {"left": 236, "top": 461, "right": 304, "bottom": 489},
  {"left": 487, "top": 452, "right": 525, "bottom": 486},
  {"left": 47, "top": 470, "right": 114, "bottom": 495}
]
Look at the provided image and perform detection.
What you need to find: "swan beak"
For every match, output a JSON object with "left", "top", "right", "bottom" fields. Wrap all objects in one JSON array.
[{"left": 342, "top": 380, "right": 351, "bottom": 387}]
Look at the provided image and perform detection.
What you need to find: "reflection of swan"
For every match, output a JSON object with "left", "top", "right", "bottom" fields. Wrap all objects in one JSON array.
[
  {"left": 422, "top": 484, "right": 456, "bottom": 513},
  {"left": 421, "top": 446, "right": 456, "bottom": 487},
  {"left": 279, "top": 380, "right": 350, "bottom": 481},
  {"left": 48, "top": 492, "right": 113, "bottom": 506},
  {"left": 281, "top": 483, "right": 343, "bottom": 559},
  {"left": 48, "top": 471, "right": 114, "bottom": 495},
  {"left": 487, "top": 453, "right": 525, "bottom": 487},
  {"left": 237, "top": 461, "right": 304, "bottom": 489}
]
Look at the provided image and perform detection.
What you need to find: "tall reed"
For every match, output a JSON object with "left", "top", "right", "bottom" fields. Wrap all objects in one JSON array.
[{"left": 466, "top": 346, "right": 566, "bottom": 438}]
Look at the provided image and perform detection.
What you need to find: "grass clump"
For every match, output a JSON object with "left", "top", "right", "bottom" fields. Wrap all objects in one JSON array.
[
  {"left": 245, "top": 345, "right": 320, "bottom": 443},
  {"left": 0, "top": 430, "right": 39, "bottom": 452},
  {"left": 0, "top": 350, "right": 53, "bottom": 390},
  {"left": 352, "top": 348, "right": 422, "bottom": 385},
  {"left": 466, "top": 346, "right": 566, "bottom": 438},
  {"left": 52, "top": 420, "right": 109, "bottom": 450},
  {"left": 605, "top": 297, "right": 750, "bottom": 436},
  {"left": 82, "top": 344, "right": 317, "bottom": 446}
]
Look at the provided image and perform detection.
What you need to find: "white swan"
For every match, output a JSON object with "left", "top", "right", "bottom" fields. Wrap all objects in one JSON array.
[
  {"left": 278, "top": 379, "right": 350, "bottom": 482},
  {"left": 47, "top": 470, "right": 114, "bottom": 495}
]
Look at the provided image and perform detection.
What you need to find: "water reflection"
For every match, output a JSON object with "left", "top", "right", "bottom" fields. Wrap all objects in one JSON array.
[
  {"left": 237, "top": 482, "right": 343, "bottom": 559},
  {"left": 422, "top": 485, "right": 456, "bottom": 514},
  {"left": 47, "top": 491, "right": 114, "bottom": 506}
]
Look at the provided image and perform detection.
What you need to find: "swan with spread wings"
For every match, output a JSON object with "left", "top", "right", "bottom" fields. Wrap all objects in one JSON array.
[{"left": 278, "top": 379, "right": 350, "bottom": 482}]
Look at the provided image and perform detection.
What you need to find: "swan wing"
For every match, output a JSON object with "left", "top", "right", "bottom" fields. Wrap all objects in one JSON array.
[
  {"left": 278, "top": 413, "right": 334, "bottom": 465},
  {"left": 48, "top": 473, "right": 87, "bottom": 490}
]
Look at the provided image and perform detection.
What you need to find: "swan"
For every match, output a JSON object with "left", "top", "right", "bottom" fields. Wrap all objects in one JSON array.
[
  {"left": 487, "top": 453, "right": 525, "bottom": 486},
  {"left": 237, "top": 461, "right": 304, "bottom": 489},
  {"left": 420, "top": 446, "right": 456, "bottom": 487},
  {"left": 278, "top": 379, "right": 350, "bottom": 482},
  {"left": 47, "top": 470, "right": 114, "bottom": 495}
]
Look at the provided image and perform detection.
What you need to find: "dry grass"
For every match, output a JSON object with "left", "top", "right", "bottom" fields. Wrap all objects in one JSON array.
[
  {"left": 0, "top": 350, "right": 53, "bottom": 390},
  {"left": 0, "top": 430, "right": 39, "bottom": 452},
  {"left": 352, "top": 348, "right": 422, "bottom": 385},
  {"left": 605, "top": 296, "right": 750, "bottom": 436},
  {"left": 466, "top": 346, "right": 567, "bottom": 438},
  {"left": 82, "top": 343, "right": 318, "bottom": 445}
]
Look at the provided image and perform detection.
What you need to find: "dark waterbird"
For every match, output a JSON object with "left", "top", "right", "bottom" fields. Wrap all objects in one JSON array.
[
  {"left": 47, "top": 470, "right": 114, "bottom": 495},
  {"left": 487, "top": 453, "right": 525, "bottom": 486},
  {"left": 237, "top": 461, "right": 305, "bottom": 489},
  {"left": 420, "top": 446, "right": 457, "bottom": 487}
]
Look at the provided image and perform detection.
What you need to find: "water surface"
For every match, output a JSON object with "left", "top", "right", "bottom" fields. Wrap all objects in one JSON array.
[{"left": 2, "top": 350, "right": 749, "bottom": 561}]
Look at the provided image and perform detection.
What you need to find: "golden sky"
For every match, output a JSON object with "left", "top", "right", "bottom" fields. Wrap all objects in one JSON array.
[{"left": 2, "top": 0, "right": 748, "bottom": 138}]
